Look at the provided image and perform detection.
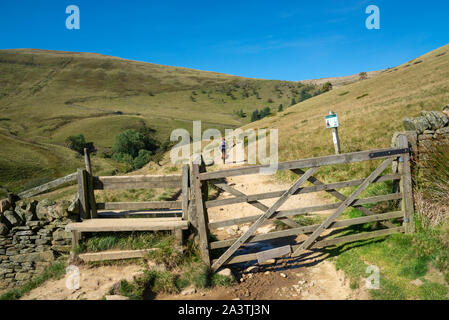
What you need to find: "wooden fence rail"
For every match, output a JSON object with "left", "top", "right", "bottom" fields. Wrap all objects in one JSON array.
[
  {"left": 78, "top": 166, "right": 190, "bottom": 220},
  {"left": 18, "top": 172, "right": 78, "bottom": 199}
]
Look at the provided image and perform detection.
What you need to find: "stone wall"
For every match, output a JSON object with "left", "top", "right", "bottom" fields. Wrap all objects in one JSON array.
[
  {"left": 399, "top": 105, "right": 449, "bottom": 162},
  {"left": 393, "top": 105, "right": 449, "bottom": 165},
  {"left": 0, "top": 196, "right": 79, "bottom": 291}
]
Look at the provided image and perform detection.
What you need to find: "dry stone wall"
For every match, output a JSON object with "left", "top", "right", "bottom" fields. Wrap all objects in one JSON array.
[
  {"left": 396, "top": 105, "right": 449, "bottom": 163},
  {"left": 0, "top": 196, "right": 79, "bottom": 291}
]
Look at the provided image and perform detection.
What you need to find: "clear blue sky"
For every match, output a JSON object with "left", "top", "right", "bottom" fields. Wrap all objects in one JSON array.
[{"left": 1, "top": 0, "right": 448, "bottom": 80}]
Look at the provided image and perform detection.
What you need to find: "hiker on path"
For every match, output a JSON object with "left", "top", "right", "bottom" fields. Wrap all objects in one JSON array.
[{"left": 221, "top": 137, "right": 227, "bottom": 164}]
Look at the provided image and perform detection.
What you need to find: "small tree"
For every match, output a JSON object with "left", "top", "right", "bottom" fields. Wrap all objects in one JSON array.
[
  {"left": 359, "top": 72, "right": 368, "bottom": 80},
  {"left": 291, "top": 97, "right": 296, "bottom": 106},
  {"left": 133, "top": 149, "right": 153, "bottom": 170},
  {"left": 262, "top": 107, "right": 271, "bottom": 117},
  {"left": 251, "top": 110, "right": 259, "bottom": 122},
  {"left": 278, "top": 104, "right": 283, "bottom": 112},
  {"left": 112, "top": 129, "right": 146, "bottom": 158},
  {"left": 65, "top": 134, "right": 90, "bottom": 155}
]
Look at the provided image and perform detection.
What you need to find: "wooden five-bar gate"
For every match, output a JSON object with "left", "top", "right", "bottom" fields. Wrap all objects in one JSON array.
[{"left": 191, "top": 134, "right": 415, "bottom": 272}]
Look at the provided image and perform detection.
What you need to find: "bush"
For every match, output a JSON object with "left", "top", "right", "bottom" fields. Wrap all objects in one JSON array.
[
  {"left": 65, "top": 134, "right": 94, "bottom": 155},
  {"left": 112, "top": 129, "right": 146, "bottom": 158},
  {"left": 133, "top": 149, "right": 153, "bottom": 170},
  {"left": 112, "top": 129, "right": 159, "bottom": 170}
]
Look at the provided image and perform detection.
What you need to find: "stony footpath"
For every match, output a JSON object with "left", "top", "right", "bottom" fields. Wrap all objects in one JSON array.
[{"left": 0, "top": 196, "right": 79, "bottom": 291}]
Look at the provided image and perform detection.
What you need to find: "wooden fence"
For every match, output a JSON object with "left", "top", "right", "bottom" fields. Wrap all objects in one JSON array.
[
  {"left": 191, "top": 134, "right": 415, "bottom": 271},
  {"left": 77, "top": 165, "right": 190, "bottom": 220}
]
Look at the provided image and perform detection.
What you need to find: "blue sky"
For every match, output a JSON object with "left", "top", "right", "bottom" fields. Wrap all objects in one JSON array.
[{"left": 1, "top": 0, "right": 448, "bottom": 80}]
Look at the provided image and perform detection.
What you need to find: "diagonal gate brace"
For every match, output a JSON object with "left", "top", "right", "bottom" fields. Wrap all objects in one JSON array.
[
  {"left": 211, "top": 167, "right": 320, "bottom": 272},
  {"left": 291, "top": 157, "right": 394, "bottom": 257},
  {"left": 290, "top": 168, "right": 396, "bottom": 229},
  {"left": 213, "top": 180, "right": 301, "bottom": 228}
]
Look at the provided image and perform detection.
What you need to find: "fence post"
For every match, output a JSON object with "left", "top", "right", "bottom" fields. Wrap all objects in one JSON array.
[
  {"left": 84, "top": 148, "right": 98, "bottom": 219},
  {"left": 191, "top": 159, "right": 211, "bottom": 266},
  {"left": 181, "top": 164, "right": 190, "bottom": 221},
  {"left": 397, "top": 134, "right": 415, "bottom": 233},
  {"left": 77, "top": 168, "right": 90, "bottom": 220}
]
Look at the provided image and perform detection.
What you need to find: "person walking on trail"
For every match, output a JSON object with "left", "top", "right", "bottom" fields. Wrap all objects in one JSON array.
[{"left": 221, "top": 137, "right": 227, "bottom": 164}]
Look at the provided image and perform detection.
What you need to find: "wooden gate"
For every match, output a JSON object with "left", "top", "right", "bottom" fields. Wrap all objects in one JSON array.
[{"left": 192, "top": 134, "right": 415, "bottom": 272}]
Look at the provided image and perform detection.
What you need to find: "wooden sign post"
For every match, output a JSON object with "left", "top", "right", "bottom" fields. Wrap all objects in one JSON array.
[{"left": 325, "top": 111, "right": 341, "bottom": 154}]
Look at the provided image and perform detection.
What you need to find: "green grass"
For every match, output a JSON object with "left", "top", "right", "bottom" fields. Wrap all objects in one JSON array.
[
  {"left": 0, "top": 261, "right": 66, "bottom": 300},
  {"left": 107, "top": 237, "right": 234, "bottom": 300},
  {"left": 76, "top": 232, "right": 173, "bottom": 253},
  {"left": 331, "top": 218, "right": 449, "bottom": 300}
]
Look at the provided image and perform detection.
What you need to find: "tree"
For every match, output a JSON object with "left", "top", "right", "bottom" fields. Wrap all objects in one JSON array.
[
  {"left": 359, "top": 72, "right": 368, "bottom": 80},
  {"left": 112, "top": 129, "right": 146, "bottom": 158},
  {"left": 251, "top": 110, "right": 260, "bottom": 122},
  {"left": 262, "top": 107, "right": 271, "bottom": 117},
  {"left": 278, "top": 104, "right": 283, "bottom": 112},
  {"left": 133, "top": 149, "right": 153, "bottom": 170},
  {"left": 291, "top": 97, "right": 296, "bottom": 106},
  {"left": 65, "top": 134, "right": 92, "bottom": 155}
]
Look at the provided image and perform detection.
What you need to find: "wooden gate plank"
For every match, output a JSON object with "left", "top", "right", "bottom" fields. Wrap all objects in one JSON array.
[
  {"left": 211, "top": 167, "right": 319, "bottom": 271},
  {"left": 291, "top": 158, "right": 394, "bottom": 257},
  {"left": 213, "top": 180, "right": 301, "bottom": 228}
]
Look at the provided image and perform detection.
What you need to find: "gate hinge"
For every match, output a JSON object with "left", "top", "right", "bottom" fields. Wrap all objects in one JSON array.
[{"left": 369, "top": 148, "right": 409, "bottom": 159}]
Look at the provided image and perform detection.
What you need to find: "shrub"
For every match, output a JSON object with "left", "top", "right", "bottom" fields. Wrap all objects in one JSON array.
[
  {"left": 261, "top": 106, "right": 271, "bottom": 117},
  {"left": 112, "top": 129, "right": 159, "bottom": 170},
  {"left": 133, "top": 149, "right": 153, "bottom": 170},
  {"left": 112, "top": 129, "right": 146, "bottom": 158},
  {"left": 251, "top": 110, "right": 260, "bottom": 122},
  {"left": 65, "top": 134, "right": 94, "bottom": 155}
]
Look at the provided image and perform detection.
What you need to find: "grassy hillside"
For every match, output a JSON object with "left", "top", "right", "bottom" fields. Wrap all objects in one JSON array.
[
  {"left": 0, "top": 49, "right": 323, "bottom": 194},
  {"left": 244, "top": 43, "right": 449, "bottom": 180}
]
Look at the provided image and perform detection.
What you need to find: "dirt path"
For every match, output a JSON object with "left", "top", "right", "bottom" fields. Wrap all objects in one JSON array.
[{"left": 22, "top": 264, "right": 143, "bottom": 300}]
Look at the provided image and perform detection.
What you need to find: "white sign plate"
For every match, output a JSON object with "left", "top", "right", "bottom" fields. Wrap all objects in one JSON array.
[{"left": 325, "top": 114, "right": 339, "bottom": 128}]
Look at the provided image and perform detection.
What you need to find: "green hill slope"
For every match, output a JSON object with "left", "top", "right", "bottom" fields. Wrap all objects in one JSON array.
[
  {"left": 0, "top": 49, "right": 321, "bottom": 193},
  {"left": 244, "top": 43, "right": 449, "bottom": 180}
]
